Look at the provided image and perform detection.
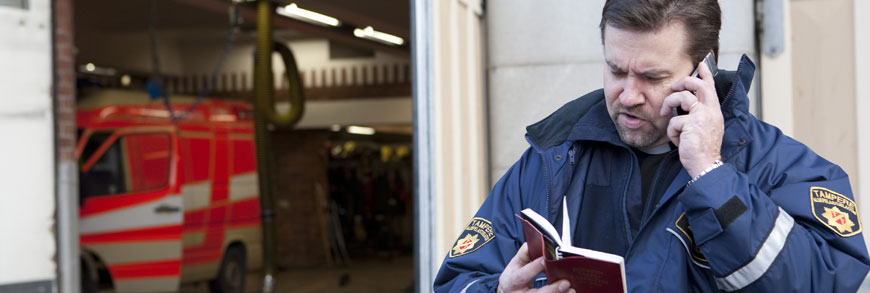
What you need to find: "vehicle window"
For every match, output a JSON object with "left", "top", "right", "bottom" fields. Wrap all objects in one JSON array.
[
  {"left": 79, "top": 132, "right": 126, "bottom": 198},
  {"left": 124, "top": 134, "right": 171, "bottom": 192},
  {"left": 79, "top": 131, "right": 110, "bottom": 165},
  {"left": 79, "top": 132, "right": 171, "bottom": 198}
]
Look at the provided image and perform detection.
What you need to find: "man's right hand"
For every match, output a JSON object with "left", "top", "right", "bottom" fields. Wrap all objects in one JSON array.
[{"left": 497, "top": 243, "right": 574, "bottom": 293}]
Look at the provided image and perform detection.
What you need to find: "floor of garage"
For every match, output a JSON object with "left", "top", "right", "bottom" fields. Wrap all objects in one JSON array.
[{"left": 179, "top": 255, "right": 414, "bottom": 293}]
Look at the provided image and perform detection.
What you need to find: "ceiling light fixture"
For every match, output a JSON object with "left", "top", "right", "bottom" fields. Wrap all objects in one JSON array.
[
  {"left": 276, "top": 3, "right": 340, "bottom": 27},
  {"left": 79, "top": 63, "right": 117, "bottom": 76},
  {"left": 120, "top": 74, "right": 132, "bottom": 87},
  {"left": 347, "top": 125, "right": 375, "bottom": 135},
  {"left": 353, "top": 26, "right": 404, "bottom": 46}
]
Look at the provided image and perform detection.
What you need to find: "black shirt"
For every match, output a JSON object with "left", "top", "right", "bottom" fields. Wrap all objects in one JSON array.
[{"left": 627, "top": 146, "right": 681, "bottom": 239}]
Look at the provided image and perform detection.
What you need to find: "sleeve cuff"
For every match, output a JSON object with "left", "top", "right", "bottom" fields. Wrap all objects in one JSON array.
[
  {"left": 680, "top": 163, "right": 737, "bottom": 210},
  {"left": 678, "top": 163, "right": 745, "bottom": 245}
]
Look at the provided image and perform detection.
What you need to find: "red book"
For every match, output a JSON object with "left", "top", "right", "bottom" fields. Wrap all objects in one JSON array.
[{"left": 517, "top": 208, "right": 627, "bottom": 293}]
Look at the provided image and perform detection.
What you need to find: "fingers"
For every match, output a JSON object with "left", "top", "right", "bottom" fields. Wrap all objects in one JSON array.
[
  {"left": 533, "top": 280, "right": 574, "bottom": 293},
  {"left": 660, "top": 91, "right": 697, "bottom": 116},
  {"left": 670, "top": 78, "right": 710, "bottom": 104},
  {"left": 501, "top": 243, "right": 546, "bottom": 291},
  {"left": 514, "top": 257, "right": 547, "bottom": 284},
  {"left": 500, "top": 244, "right": 575, "bottom": 292},
  {"left": 506, "top": 243, "right": 532, "bottom": 271},
  {"left": 671, "top": 61, "right": 717, "bottom": 105},
  {"left": 697, "top": 58, "right": 715, "bottom": 81},
  {"left": 667, "top": 115, "right": 687, "bottom": 146}
]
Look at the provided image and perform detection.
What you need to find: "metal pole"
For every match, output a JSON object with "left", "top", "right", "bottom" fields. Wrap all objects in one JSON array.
[{"left": 411, "top": 0, "right": 435, "bottom": 291}]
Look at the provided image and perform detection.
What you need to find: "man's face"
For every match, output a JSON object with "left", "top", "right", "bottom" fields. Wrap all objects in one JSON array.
[{"left": 602, "top": 22, "right": 695, "bottom": 149}]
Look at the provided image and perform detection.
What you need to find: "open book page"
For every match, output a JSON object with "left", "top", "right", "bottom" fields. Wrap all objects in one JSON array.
[
  {"left": 558, "top": 245, "right": 625, "bottom": 264},
  {"left": 519, "top": 206, "right": 624, "bottom": 264},
  {"left": 519, "top": 208, "right": 562, "bottom": 247}
]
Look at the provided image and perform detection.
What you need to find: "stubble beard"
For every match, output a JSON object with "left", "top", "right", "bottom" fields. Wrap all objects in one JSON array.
[{"left": 610, "top": 106, "right": 667, "bottom": 149}]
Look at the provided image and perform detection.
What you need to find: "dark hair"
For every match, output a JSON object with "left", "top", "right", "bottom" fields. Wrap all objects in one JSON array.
[{"left": 599, "top": 0, "right": 721, "bottom": 65}]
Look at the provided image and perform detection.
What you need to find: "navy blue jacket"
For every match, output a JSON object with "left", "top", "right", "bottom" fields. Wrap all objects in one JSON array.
[{"left": 434, "top": 55, "right": 870, "bottom": 292}]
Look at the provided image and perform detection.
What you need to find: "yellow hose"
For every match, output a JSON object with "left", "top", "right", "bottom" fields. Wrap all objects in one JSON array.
[{"left": 253, "top": 0, "right": 306, "bottom": 291}]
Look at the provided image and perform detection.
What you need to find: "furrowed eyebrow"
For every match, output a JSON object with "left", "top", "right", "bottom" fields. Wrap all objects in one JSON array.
[
  {"left": 638, "top": 69, "right": 671, "bottom": 78},
  {"left": 606, "top": 59, "right": 672, "bottom": 77},
  {"left": 606, "top": 60, "right": 624, "bottom": 72}
]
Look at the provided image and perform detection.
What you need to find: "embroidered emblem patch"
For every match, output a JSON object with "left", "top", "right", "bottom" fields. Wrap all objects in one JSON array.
[
  {"left": 811, "top": 187, "right": 862, "bottom": 237},
  {"left": 675, "top": 212, "right": 708, "bottom": 265},
  {"left": 449, "top": 217, "right": 495, "bottom": 258}
]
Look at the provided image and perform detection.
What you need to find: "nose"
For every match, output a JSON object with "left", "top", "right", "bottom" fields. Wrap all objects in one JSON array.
[{"left": 618, "top": 77, "right": 644, "bottom": 107}]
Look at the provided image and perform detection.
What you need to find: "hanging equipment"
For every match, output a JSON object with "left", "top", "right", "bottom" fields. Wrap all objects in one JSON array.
[{"left": 253, "top": 0, "right": 306, "bottom": 292}]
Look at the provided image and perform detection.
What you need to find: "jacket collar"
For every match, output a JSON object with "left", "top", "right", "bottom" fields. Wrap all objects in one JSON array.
[{"left": 527, "top": 54, "right": 757, "bottom": 150}]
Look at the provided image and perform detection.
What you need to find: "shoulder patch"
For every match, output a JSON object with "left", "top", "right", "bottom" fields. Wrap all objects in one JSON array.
[
  {"left": 811, "top": 187, "right": 862, "bottom": 237},
  {"left": 449, "top": 217, "right": 495, "bottom": 258}
]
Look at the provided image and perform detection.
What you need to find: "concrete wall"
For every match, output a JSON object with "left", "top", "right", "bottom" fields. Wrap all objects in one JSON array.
[
  {"left": 485, "top": 1, "right": 758, "bottom": 184},
  {"left": 790, "top": 0, "right": 858, "bottom": 197}
]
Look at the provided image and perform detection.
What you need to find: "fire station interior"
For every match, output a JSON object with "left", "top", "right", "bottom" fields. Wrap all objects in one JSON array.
[{"left": 75, "top": 0, "right": 413, "bottom": 292}]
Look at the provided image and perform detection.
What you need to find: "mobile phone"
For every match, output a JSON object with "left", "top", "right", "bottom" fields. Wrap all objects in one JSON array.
[{"left": 672, "top": 52, "right": 718, "bottom": 116}]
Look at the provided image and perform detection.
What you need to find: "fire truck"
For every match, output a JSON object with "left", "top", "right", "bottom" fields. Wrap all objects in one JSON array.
[{"left": 76, "top": 88, "right": 262, "bottom": 292}]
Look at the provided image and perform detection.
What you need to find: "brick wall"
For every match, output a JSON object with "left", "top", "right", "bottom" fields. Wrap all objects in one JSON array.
[
  {"left": 270, "top": 130, "right": 332, "bottom": 268},
  {"left": 55, "top": 0, "right": 76, "bottom": 163}
]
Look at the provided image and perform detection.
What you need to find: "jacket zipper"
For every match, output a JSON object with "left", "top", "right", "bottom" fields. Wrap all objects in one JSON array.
[
  {"left": 559, "top": 143, "right": 574, "bottom": 228},
  {"left": 568, "top": 145, "right": 576, "bottom": 168},
  {"left": 563, "top": 144, "right": 577, "bottom": 238},
  {"left": 622, "top": 149, "right": 636, "bottom": 243}
]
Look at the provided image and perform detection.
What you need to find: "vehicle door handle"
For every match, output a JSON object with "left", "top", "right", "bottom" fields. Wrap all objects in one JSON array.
[{"left": 154, "top": 204, "right": 181, "bottom": 214}]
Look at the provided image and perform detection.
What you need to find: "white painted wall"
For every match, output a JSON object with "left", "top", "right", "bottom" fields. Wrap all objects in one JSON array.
[
  {"left": 485, "top": 1, "right": 758, "bottom": 183},
  {"left": 0, "top": 0, "right": 57, "bottom": 287}
]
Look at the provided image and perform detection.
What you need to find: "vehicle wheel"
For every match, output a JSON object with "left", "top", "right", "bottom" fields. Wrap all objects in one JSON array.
[
  {"left": 210, "top": 246, "right": 247, "bottom": 293},
  {"left": 81, "top": 260, "right": 97, "bottom": 293}
]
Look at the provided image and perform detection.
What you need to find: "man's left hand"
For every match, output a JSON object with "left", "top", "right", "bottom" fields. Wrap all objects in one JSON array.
[{"left": 660, "top": 60, "right": 724, "bottom": 178}]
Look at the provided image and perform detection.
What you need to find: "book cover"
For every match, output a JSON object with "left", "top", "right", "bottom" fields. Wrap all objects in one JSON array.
[{"left": 516, "top": 208, "right": 626, "bottom": 293}]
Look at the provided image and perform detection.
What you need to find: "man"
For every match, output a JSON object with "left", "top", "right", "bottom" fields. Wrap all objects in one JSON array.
[{"left": 434, "top": 0, "right": 870, "bottom": 292}]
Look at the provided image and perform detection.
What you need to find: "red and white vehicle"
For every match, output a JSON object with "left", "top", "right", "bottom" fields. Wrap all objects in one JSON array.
[{"left": 76, "top": 89, "right": 262, "bottom": 292}]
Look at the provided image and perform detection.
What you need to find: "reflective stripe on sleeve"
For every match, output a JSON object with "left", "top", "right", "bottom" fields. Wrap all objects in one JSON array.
[
  {"left": 715, "top": 207, "right": 794, "bottom": 291},
  {"left": 460, "top": 279, "right": 480, "bottom": 293}
]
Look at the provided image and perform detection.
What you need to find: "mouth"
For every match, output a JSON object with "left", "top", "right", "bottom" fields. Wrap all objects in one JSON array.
[{"left": 618, "top": 112, "right": 646, "bottom": 129}]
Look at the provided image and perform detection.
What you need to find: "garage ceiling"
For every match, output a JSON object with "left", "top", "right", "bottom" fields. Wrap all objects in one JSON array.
[{"left": 76, "top": 0, "right": 410, "bottom": 55}]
